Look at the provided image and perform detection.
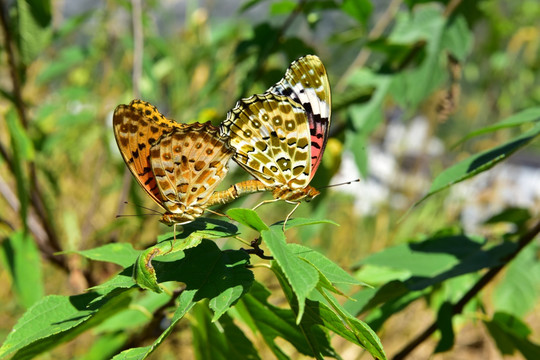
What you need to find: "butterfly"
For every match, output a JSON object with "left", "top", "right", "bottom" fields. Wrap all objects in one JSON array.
[
  {"left": 215, "top": 55, "right": 331, "bottom": 224},
  {"left": 113, "top": 100, "right": 234, "bottom": 228}
]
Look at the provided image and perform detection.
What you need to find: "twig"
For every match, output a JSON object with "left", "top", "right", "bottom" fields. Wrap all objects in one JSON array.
[{"left": 392, "top": 218, "right": 540, "bottom": 360}]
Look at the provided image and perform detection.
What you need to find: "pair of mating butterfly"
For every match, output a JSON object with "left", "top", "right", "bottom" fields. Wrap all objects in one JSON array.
[{"left": 113, "top": 55, "right": 331, "bottom": 229}]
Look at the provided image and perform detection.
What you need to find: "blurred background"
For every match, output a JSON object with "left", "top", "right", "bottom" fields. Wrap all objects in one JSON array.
[{"left": 1, "top": 0, "right": 539, "bottom": 358}]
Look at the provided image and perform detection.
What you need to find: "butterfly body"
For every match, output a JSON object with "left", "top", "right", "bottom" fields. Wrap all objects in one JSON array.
[{"left": 113, "top": 100, "right": 233, "bottom": 226}]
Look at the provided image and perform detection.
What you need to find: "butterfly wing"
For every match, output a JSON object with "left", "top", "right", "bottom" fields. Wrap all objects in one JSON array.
[
  {"left": 268, "top": 55, "right": 331, "bottom": 179},
  {"left": 150, "top": 123, "right": 233, "bottom": 217},
  {"left": 221, "top": 93, "right": 311, "bottom": 190},
  {"left": 113, "top": 99, "right": 181, "bottom": 209}
]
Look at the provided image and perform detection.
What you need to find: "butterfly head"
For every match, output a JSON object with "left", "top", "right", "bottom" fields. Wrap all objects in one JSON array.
[
  {"left": 160, "top": 211, "right": 202, "bottom": 226},
  {"left": 273, "top": 185, "right": 320, "bottom": 202}
]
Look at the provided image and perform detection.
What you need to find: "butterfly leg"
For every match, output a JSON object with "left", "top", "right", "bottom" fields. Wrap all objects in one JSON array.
[
  {"left": 282, "top": 201, "right": 301, "bottom": 232},
  {"left": 252, "top": 198, "right": 280, "bottom": 210}
]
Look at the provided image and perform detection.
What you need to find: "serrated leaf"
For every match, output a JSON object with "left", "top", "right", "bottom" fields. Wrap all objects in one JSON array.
[
  {"left": 316, "top": 290, "right": 387, "bottom": 360},
  {"left": 227, "top": 208, "right": 269, "bottom": 232},
  {"left": 454, "top": 107, "right": 540, "bottom": 147},
  {"left": 418, "top": 121, "right": 540, "bottom": 204},
  {"left": 0, "top": 231, "right": 43, "bottom": 308},
  {"left": 0, "top": 292, "right": 131, "bottom": 359},
  {"left": 262, "top": 228, "right": 318, "bottom": 322},
  {"left": 288, "top": 243, "right": 363, "bottom": 287},
  {"left": 72, "top": 243, "right": 140, "bottom": 267},
  {"left": 135, "top": 240, "right": 253, "bottom": 319}
]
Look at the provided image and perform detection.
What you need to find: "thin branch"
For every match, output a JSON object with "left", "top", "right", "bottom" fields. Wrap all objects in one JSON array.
[{"left": 392, "top": 218, "right": 540, "bottom": 360}]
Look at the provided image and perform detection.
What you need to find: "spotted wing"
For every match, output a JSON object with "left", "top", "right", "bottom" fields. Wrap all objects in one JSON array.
[
  {"left": 113, "top": 99, "right": 181, "bottom": 209},
  {"left": 268, "top": 55, "right": 331, "bottom": 179},
  {"left": 221, "top": 93, "right": 311, "bottom": 190},
  {"left": 150, "top": 123, "right": 234, "bottom": 215}
]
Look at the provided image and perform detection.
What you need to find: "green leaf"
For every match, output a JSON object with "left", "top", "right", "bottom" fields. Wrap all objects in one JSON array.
[
  {"left": 316, "top": 290, "right": 387, "bottom": 360},
  {"left": 346, "top": 71, "right": 392, "bottom": 176},
  {"left": 389, "top": 5, "right": 446, "bottom": 107},
  {"left": 95, "top": 291, "right": 172, "bottom": 333},
  {"left": 172, "top": 217, "right": 238, "bottom": 240},
  {"left": 0, "top": 231, "right": 43, "bottom": 307},
  {"left": 191, "top": 304, "right": 260, "bottom": 360},
  {"left": 434, "top": 302, "right": 454, "bottom": 353},
  {"left": 0, "top": 292, "right": 132, "bottom": 359},
  {"left": 270, "top": 0, "right": 296, "bottom": 15},
  {"left": 484, "top": 312, "right": 540, "bottom": 358},
  {"left": 36, "top": 46, "right": 86, "bottom": 84},
  {"left": 454, "top": 107, "right": 540, "bottom": 147},
  {"left": 353, "top": 235, "right": 517, "bottom": 312},
  {"left": 262, "top": 228, "right": 318, "bottom": 322},
  {"left": 341, "top": 0, "right": 372, "bottom": 24},
  {"left": 6, "top": 108, "right": 33, "bottom": 227},
  {"left": 484, "top": 207, "right": 531, "bottom": 230},
  {"left": 227, "top": 208, "right": 269, "bottom": 232},
  {"left": 136, "top": 240, "right": 253, "bottom": 320},
  {"left": 72, "top": 243, "right": 141, "bottom": 268},
  {"left": 16, "top": 0, "right": 52, "bottom": 65},
  {"left": 288, "top": 243, "right": 364, "bottom": 287},
  {"left": 493, "top": 242, "right": 540, "bottom": 318},
  {"left": 111, "top": 290, "right": 197, "bottom": 360},
  {"left": 418, "top": 121, "right": 540, "bottom": 204},
  {"left": 236, "top": 281, "right": 335, "bottom": 359},
  {"left": 133, "top": 234, "right": 202, "bottom": 293},
  {"left": 132, "top": 218, "right": 237, "bottom": 293}
]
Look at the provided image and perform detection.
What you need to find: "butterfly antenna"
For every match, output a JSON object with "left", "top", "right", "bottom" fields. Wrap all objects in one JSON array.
[
  {"left": 319, "top": 178, "right": 361, "bottom": 190},
  {"left": 115, "top": 213, "right": 161, "bottom": 219},
  {"left": 123, "top": 201, "right": 162, "bottom": 214}
]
